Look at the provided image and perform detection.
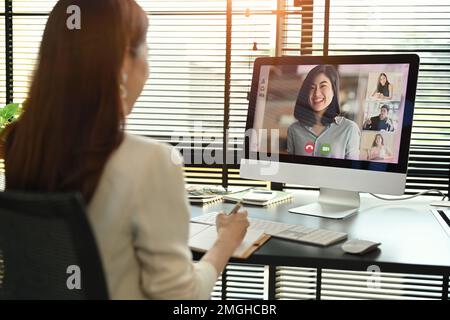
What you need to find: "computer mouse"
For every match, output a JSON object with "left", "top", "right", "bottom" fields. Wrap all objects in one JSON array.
[{"left": 341, "top": 239, "right": 381, "bottom": 255}]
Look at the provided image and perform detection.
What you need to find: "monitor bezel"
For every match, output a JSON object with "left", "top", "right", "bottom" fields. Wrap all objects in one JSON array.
[{"left": 244, "top": 54, "right": 420, "bottom": 174}]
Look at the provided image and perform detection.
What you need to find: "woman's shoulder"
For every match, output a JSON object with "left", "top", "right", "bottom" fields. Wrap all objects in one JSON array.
[
  {"left": 123, "top": 133, "right": 164, "bottom": 150},
  {"left": 124, "top": 134, "right": 178, "bottom": 158},
  {"left": 107, "top": 134, "right": 182, "bottom": 173}
]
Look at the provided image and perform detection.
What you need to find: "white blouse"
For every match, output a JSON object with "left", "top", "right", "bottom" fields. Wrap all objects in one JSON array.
[{"left": 87, "top": 134, "right": 217, "bottom": 299}]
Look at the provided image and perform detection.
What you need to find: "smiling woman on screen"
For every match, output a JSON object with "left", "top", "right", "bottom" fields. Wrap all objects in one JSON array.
[{"left": 287, "top": 65, "right": 360, "bottom": 160}]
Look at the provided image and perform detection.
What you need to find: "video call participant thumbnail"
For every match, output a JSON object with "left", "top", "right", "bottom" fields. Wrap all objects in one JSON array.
[{"left": 363, "top": 104, "right": 395, "bottom": 132}]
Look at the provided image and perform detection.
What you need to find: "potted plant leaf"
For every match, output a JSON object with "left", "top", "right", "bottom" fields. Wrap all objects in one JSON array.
[
  {"left": 0, "top": 103, "right": 22, "bottom": 133},
  {"left": 1, "top": 103, "right": 22, "bottom": 186}
]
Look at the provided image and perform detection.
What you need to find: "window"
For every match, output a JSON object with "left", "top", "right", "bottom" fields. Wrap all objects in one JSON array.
[{"left": 325, "top": 0, "right": 450, "bottom": 195}]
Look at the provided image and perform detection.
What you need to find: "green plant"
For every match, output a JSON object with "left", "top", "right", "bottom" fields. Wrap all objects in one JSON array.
[{"left": 0, "top": 103, "right": 22, "bottom": 133}]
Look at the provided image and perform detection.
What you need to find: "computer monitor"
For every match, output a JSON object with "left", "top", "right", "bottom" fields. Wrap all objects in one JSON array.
[{"left": 241, "top": 54, "right": 420, "bottom": 219}]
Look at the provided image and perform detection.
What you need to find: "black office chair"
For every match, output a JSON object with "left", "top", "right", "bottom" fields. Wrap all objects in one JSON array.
[{"left": 0, "top": 191, "right": 109, "bottom": 299}]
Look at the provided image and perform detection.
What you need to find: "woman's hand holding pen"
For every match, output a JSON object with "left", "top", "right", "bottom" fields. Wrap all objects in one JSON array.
[
  {"left": 201, "top": 204, "right": 250, "bottom": 276},
  {"left": 216, "top": 204, "right": 249, "bottom": 249}
]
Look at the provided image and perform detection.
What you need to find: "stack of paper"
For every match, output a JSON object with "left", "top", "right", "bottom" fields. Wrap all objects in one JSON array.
[
  {"left": 223, "top": 189, "right": 293, "bottom": 207},
  {"left": 186, "top": 185, "right": 225, "bottom": 205}
]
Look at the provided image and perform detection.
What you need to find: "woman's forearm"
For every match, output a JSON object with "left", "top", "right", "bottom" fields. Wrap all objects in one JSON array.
[{"left": 200, "top": 238, "right": 238, "bottom": 276}]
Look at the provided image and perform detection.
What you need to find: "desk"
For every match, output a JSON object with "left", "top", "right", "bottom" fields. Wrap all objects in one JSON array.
[{"left": 191, "top": 190, "right": 450, "bottom": 300}]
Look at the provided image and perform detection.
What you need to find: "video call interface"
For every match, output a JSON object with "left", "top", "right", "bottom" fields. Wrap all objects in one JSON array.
[{"left": 250, "top": 63, "right": 410, "bottom": 164}]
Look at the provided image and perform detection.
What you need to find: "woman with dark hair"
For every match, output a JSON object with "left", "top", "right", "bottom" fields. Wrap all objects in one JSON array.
[
  {"left": 287, "top": 65, "right": 360, "bottom": 160},
  {"left": 0, "top": 0, "right": 248, "bottom": 299},
  {"left": 368, "top": 133, "right": 393, "bottom": 161},
  {"left": 372, "top": 72, "right": 393, "bottom": 99}
]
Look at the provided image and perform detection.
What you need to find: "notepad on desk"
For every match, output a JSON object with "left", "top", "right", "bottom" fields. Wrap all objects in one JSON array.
[
  {"left": 223, "top": 189, "right": 293, "bottom": 207},
  {"left": 189, "top": 222, "right": 270, "bottom": 259},
  {"left": 186, "top": 185, "right": 225, "bottom": 205},
  {"left": 188, "top": 195, "right": 223, "bottom": 205}
]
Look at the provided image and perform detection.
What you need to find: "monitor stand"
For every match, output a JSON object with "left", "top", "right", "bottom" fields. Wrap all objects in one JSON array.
[{"left": 289, "top": 188, "right": 360, "bottom": 219}]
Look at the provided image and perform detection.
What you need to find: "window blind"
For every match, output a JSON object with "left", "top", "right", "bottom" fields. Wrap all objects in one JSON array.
[
  {"left": 225, "top": 264, "right": 268, "bottom": 300},
  {"left": 325, "top": 0, "right": 450, "bottom": 195},
  {"left": 128, "top": 1, "right": 227, "bottom": 149},
  {"left": 209, "top": 264, "right": 268, "bottom": 300},
  {"left": 12, "top": 0, "right": 55, "bottom": 12},
  {"left": 275, "top": 266, "right": 317, "bottom": 300},
  {"left": 283, "top": 0, "right": 324, "bottom": 56},
  {"left": 0, "top": 16, "right": 6, "bottom": 105},
  {"left": 320, "top": 269, "right": 444, "bottom": 300},
  {"left": 1, "top": 4, "right": 8, "bottom": 185},
  {"left": 275, "top": 267, "right": 445, "bottom": 300},
  {"left": 12, "top": 16, "right": 47, "bottom": 103}
]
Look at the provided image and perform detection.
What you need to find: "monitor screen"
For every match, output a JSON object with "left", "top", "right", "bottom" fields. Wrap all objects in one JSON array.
[{"left": 245, "top": 55, "right": 419, "bottom": 174}]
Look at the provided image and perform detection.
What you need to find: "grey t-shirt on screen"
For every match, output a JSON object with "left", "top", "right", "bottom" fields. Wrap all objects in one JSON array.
[{"left": 287, "top": 116, "right": 361, "bottom": 160}]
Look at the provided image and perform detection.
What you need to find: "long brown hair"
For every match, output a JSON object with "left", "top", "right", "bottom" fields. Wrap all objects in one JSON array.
[{"left": 1, "top": 0, "right": 148, "bottom": 202}]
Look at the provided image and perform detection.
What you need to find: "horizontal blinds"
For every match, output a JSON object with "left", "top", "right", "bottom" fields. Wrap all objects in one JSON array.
[
  {"left": 215, "top": 264, "right": 449, "bottom": 300},
  {"left": 276, "top": 266, "right": 445, "bottom": 300},
  {"left": 12, "top": 16, "right": 46, "bottom": 103},
  {"left": 225, "top": 264, "right": 268, "bottom": 300},
  {"left": 12, "top": 1, "right": 55, "bottom": 13},
  {"left": 184, "top": 167, "right": 224, "bottom": 185},
  {"left": 327, "top": 0, "right": 450, "bottom": 194},
  {"left": 283, "top": 0, "right": 324, "bottom": 56},
  {"left": 321, "top": 269, "right": 443, "bottom": 300},
  {"left": 0, "top": 17, "right": 6, "bottom": 105},
  {"left": 228, "top": 168, "right": 270, "bottom": 188},
  {"left": 0, "top": 3, "right": 3, "bottom": 181},
  {"left": 137, "top": 0, "right": 226, "bottom": 12},
  {"left": 211, "top": 273, "right": 223, "bottom": 300},
  {"left": 126, "top": 12, "right": 226, "bottom": 147},
  {"left": 0, "top": 169, "right": 4, "bottom": 191},
  {"left": 129, "top": 0, "right": 227, "bottom": 149},
  {"left": 184, "top": 167, "right": 269, "bottom": 187},
  {"left": 275, "top": 266, "right": 317, "bottom": 300},
  {"left": 210, "top": 264, "right": 268, "bottom": 300}
]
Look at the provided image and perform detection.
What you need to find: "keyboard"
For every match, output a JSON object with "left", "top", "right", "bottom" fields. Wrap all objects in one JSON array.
[{"left": 191, "top": 212, "right": 347, "bottom": 247}]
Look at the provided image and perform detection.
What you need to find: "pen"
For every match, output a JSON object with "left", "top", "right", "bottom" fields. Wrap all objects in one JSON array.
[{"left": 227, "top": 200, "right": 243, "bottom": 215}]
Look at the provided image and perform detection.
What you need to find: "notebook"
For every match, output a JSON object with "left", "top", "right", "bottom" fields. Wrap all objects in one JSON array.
[
  {"left": 186, "top": 185, "right": 225, "bottom": 205},
  {"left": 223, "top": 189, "right": 293, "bottom": 207},
  {"left": 188, "top": 195, "right": 223, "bottom": 205},
  {"left": 189, "top": 222, "right": 270, "bottom": 259}
]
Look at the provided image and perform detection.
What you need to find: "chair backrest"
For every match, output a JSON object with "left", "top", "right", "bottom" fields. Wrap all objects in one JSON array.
[{"left": 0, "top": 191, "right": 108, "bottom": 299}]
